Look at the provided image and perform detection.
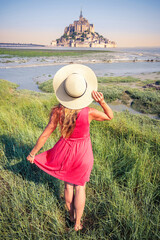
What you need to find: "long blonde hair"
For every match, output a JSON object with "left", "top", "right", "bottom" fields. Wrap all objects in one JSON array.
[{"left": 50, "top": 104, "right": 79, "bottom": 138}]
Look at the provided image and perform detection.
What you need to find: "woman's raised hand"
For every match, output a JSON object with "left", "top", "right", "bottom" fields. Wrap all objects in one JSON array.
[
  {"left": 92, "top": 91, "right": 105, "bottom": 105},
  {"left": 91, "top": 90, "right": 113, "bottom": 120}
]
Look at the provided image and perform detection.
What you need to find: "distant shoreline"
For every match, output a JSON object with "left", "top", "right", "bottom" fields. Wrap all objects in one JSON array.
[{"left": 0, "top": 43, "right": 45, "bottom": 47}]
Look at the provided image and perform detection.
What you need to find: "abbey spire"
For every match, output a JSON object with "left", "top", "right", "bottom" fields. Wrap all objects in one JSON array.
[{"left": 79, "top": 9, "right": 83, "bottom": 19}]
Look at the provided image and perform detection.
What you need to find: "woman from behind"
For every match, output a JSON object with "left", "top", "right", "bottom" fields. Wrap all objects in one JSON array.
[{"left": 27, "top": 64, "right": 113, "bottom": 231}]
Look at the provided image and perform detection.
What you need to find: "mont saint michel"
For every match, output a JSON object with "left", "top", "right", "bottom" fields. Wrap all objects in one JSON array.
[{"left": 51, "top": 11, "right": 116, "bottom": 48}]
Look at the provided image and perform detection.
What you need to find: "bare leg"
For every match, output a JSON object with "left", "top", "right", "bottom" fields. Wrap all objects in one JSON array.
[
  {"left": 64, "top": 182, "right": 75, "bottom": 222},
  {"left": 74, "top": 184, "right": 86, "bottom": 231}
]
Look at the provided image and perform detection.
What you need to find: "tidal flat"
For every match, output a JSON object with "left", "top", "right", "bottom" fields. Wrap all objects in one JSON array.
[
  {"left": 0, "top": 47, "right": 160, "bottom": 69},
  {"left": 0, "top": 79, "right": 160, "bottom": 239}
]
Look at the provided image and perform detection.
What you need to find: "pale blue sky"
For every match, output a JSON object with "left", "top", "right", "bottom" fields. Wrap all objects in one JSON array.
[{"left": 0, "top": 0, "right": 160, "bottom": 47}]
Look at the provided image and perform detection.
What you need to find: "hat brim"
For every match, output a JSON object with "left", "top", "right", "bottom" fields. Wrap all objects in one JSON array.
[{"left": 53, "top": 64, "right": 97, "bottom": 109}]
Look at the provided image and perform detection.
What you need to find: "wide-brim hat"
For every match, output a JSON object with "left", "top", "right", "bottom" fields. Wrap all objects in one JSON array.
[{"left": 53, "top": 64, "right": 97, "bottom": 109}]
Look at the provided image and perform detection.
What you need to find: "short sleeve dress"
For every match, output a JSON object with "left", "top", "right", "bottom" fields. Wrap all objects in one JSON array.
[{"left": 34, "top": 107, "right": 94, "bottom": 186}]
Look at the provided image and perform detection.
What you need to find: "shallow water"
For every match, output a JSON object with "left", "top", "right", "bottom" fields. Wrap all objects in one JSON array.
[
  {"left": 0, "top": 65, "right": 63, "bottom": 92},
  {"left": 0, "top": 62, "right": 160, "bottom": 92},
  {"left": 86, "top": 62, "right": 160, "bottom": 76}
]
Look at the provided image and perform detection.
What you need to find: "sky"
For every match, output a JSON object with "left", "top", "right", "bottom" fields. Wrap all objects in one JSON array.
[{"left": 0, "top": 0, "right": 160, "bottom": 47}]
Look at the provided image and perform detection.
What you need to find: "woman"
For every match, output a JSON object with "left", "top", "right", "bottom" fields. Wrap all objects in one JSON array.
[{"left": 27, "top": 64, "right": 113, "bottom": 231}]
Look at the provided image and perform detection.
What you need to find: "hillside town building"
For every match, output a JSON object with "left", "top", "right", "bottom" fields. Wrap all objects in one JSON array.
[{"left": 51, "top": 11, "right": 116, "bottom": 48}]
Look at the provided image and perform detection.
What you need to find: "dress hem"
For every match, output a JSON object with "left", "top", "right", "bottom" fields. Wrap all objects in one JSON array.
[{"left": 34, "top": 160, "right": 89, "bottom": 186}]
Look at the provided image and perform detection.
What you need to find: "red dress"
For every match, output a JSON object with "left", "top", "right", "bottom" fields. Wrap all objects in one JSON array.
[{"left": 34, "top": 107, "right": 94, "bottom": 186}]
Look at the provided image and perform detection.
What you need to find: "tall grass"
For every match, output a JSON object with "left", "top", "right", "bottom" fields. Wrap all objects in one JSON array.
[{"left": 0, "top": 80, "right": 160, "bottom": 239}]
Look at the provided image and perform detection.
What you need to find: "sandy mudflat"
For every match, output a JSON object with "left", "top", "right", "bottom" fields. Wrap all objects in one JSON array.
[
  {"left": 0, "top": 56, "right": 159, "bottom": 69},
  {"left": 0, "top": 60, "right": 141, "bottom": 69},
  {"left": 131, "top": 72, "right": 160, "bottom": 81}
]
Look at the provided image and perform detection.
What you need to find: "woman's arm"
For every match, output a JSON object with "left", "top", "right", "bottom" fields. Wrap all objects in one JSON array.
[
  {"left": 27, "top": 109, "right": 59, "bottom": 163},
  {"left": 89, "top": 91, "right": 114, "bottom": 122}
]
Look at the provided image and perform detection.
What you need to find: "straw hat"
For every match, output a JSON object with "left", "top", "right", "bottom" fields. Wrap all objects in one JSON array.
[{"left": 53, "top": 64, "right": 97, "bottom": 109}]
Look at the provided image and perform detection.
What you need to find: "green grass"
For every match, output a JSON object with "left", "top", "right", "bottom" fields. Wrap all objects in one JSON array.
[
  {"left": 126, "top": 89, "right": 160, "bottom": 115},
  {"left": 99, "top": 84, "right": 126, "bottom": 102},
  {"left": 0, "top": 79, "right": 160, "bottom": 239},
  {"left": 0, "top": 48, "right": 111, "bottom": 58},
  {"left": 98, "top": 76, "right": 140, "bottom": 83},
  {"left": 38, "top": 79, "right": 53, "bottom": 93},
  {"left": 138, "top": 79, "right": 156, "bottom": 86}
]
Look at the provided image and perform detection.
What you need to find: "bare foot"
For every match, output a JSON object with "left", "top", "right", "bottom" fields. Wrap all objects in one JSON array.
[{"left": 74, "top": 224, "right": 83, "bottom": 231}]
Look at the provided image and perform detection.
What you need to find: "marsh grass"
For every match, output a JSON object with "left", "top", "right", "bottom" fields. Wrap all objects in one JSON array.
[
  {"left": 138, "top": 79, "right": 157, "bottom": 85},
  {"left": 98, "top": 85, "right": 126, "bottom": 102},
  {"left": 98, "top": 76, "right": 140, "bottom": 83},
  {"left": 38, "top": 79, "right": 53, "bottom": 93},
  {"left": 126, "top": 89, "right": 160, "bottom": 115},
  {"left": 38, "top": 77, "right": 160, "bottom": 115},
  {"left": 0, "top": 80, "right": 160, "bottom": 239},
  {"left": 0, "top": 49, "right": 109, "bottom": 58}
]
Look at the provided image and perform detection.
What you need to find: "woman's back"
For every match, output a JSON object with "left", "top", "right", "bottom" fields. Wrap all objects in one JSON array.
[{"left": 69, "top": 107, "right": 90, "bottom": 139}]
